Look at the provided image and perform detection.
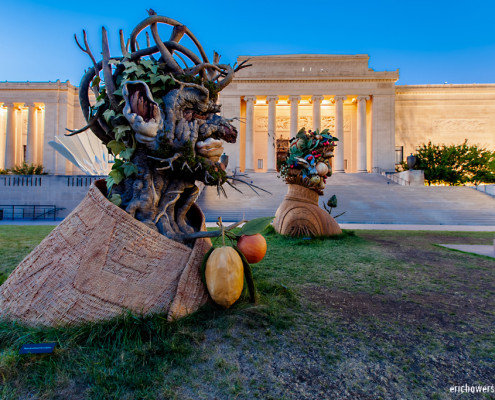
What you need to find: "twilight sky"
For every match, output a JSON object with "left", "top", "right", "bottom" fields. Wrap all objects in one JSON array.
[{"left": 1, "top": 0, "right": 495, "bottom": 86}]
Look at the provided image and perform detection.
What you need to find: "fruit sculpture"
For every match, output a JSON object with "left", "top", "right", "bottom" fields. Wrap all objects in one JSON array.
[
  {"left": 237, "top": 233, "right": 267, "bottom": 264},
  {"left": 201, "top": 217, "right": 272, "bottom": 308},
  {"left": 274, "top": 128, "right": 343, "bottom": 237},
  {"left": 279, "top": 128, "right": 338, "bottom": 195},
  {"left": 205, "top": 246, "right": 244, "bottom": 308}
]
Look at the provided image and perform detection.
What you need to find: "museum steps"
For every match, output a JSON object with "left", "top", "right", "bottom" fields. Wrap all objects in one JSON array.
[{"left": 196, "top": 172, "right": 495, "bottom": 226}]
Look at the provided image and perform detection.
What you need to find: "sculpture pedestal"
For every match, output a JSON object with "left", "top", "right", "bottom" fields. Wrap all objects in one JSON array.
[
  {"left": 273, "top": 184, "right": 342, "bottom": 237},
  {"left": 0, "top": 180, "right": 210, "bottom": 326}
]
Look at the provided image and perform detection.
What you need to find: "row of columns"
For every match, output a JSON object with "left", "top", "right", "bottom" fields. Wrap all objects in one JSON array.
[
  {"left": 1, "top": 102, "right": 43, "bottom": 169},
  {"left": 244, "top": 95, "right": 371, "bottom": 173}
]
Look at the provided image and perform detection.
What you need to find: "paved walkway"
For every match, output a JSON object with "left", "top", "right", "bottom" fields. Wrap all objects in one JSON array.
[
  {"left": 2, "top": 220, "right": 494, "bottom": 232},
  {"left": 438, "top": 243, "right": 495, "bottom": 258}
]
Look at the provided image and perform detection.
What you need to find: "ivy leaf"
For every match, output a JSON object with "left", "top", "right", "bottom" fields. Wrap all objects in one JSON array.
[
  {"left": 107, "top": 140, "right": 126, "bottom": 156},
  {"left": 238, "top": 216, "right": 275, "bottom": 236},
  {"left": 119, "top": 147, "right": 135, "bottom": 161},
  {"left": 108, "top": 59, "right": 121, "bottom": 66},
  {"left": 122, "top": 162, "right": 138, "bottom": 177},
  {"left": 160, "top": 75, "right": 174, "bottom": 84},
  {"left": 113, "top": 87, "right": 123, "bottom": 97},
  {"left": 109, "top": 168, "right": 125, "bottom": 185},
  {"left": 123, "top": 61, "right": 139, "bottom": 74},
  {"left": 116, "top": 74, "right": 125, "bottom": 87},
  {"left": 114, "top": 125, "right": 131, "bottom": 141},
  {"left": 91, "top": 76, "right": 101, "bottom": 88},
  {"left": 113, "top": 158, "right": 124, "bottom": 169},
  {"left": 103, "top": 109, "right": 116, "bottom": 123},
  {"left": 109, "top": 193, "right": 122, "bottom": 206},
  {"left": 135, "top": 65, "right": 146, "bottom": 77},
  {"left": 106, "top": 175, "right": 115, "bottom": 192},
  {"left": 140, "top": 59, "right": 154, "bottom": 69},
  {"left": 150, "top": 74, "right": 161, "bottom": 85},
  {"left": 150, "top": 64, "right": 159, "bottom": 74},
  {"left": 94, "top": 99, "right": 105, "bottom": 108}
]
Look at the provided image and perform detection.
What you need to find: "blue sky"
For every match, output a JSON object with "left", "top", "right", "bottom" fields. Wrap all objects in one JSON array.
[{"left": 1, "top": 0, "right": 495, "bottom": 85}]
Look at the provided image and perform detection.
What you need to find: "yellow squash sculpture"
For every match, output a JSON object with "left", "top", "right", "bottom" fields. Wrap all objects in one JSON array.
[{"left": 205, "top": 246, "right": 244, "bottom": 308}]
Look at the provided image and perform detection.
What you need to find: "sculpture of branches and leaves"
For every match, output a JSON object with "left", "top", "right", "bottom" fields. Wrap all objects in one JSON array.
[
  {"left": 70, "top": 9, "right": 252, "bottom": 244},
  {"left": 278, "top": 128, "right": 338, "bottom": 195}
]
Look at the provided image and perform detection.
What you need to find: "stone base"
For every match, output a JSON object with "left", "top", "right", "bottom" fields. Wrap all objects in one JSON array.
[
  {"left": 273, "top": 184, "right": 342, "bottom": 237},
  {"left": 0, "top": 180, "right": 210, "bottom": 326},
  {"left": 395, "top": 170, "right": 425, "bottom": 186}
]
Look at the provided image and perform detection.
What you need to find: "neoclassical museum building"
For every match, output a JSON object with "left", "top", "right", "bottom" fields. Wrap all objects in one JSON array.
[{"left": 1, "top": 54, "right": 494, "bottom": 175}]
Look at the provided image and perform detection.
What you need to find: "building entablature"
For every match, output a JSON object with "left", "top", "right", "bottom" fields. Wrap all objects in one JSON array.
[
  {"left": 0, "top": 81, "right": 78, "bottom": 104},
  {"left": 235, "top": 54, "right": 399, "bottom": 82},
  {"left": 396, "top": 84, "right": 495, "bottom": 100}
]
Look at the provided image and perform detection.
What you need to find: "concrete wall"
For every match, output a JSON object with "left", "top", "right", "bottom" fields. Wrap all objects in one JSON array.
[{"left": 0, "top": 175, "right": 105, "bottom": 219}]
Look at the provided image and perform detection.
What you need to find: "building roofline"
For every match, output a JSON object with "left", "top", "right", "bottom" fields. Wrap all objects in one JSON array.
[
  {"left": 397, "top": 83, "right": 495, "bottom": 89},
  {"left": 237, "top": 54, "right": 370, "bottom": 61}
]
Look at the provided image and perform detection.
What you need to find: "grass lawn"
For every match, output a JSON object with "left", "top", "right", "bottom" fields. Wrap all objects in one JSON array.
[{"left": 0, "top": 225, "right": 494, "bottom": 399}]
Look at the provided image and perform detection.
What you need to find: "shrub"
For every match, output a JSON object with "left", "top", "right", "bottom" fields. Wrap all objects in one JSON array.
[
  {"left": 412, "top": 140, "right": 495, "bottom": 185},
  {"left": 9, "top": 162, "right": 47, "bottom": 175}
]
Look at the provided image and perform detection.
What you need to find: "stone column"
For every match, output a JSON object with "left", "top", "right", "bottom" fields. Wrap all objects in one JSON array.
[
  {"left": 218, "top": 95, "right": 241, "bottom": 173},
  {"left": 289, "top": 95, "right": 301, "bottom": 139},
  {"left": 244, "top": 96, "right": 256, "bottom": 172},
  {"left": 266, "top": 95, "right": 278, "bottom": 172},
  {"left": 36, "top": 105, "right": 45, "bottom": 164},
  {"left": 311, "top": 95, "right": 324, "bottom": 132},
  {"left": 4, "top": 103, "right": 17, "bottom": 168},
  {"left": 0, "top": 104, "right": 5, "bottom": 169},
  {"left": 356, "top": 96, "right": 370, "bottom": 172},
  {"left": 332, "top": 96, "right": 347, "bottom": 173},
  {"left": 26, "top": 103, "right": 37, "bottom": 164}
]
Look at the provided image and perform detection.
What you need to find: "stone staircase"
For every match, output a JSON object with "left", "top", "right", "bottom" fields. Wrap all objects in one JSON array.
[{"left": 196, "top": 172, "right": 495, "bottom": 226}]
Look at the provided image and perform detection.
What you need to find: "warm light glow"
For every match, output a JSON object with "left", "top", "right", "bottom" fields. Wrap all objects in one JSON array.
[
  {"left": 277, "top": 100, "right": 289, "bottom": 105},
  {"left": 255, "top": 99, "right": 267, "bottom": 105},
  {"left": 299, "top": 100, "right": 310, "bottom": 105},
  {"left": 322, "top": 100, "right": 331, "bottom": 105}
]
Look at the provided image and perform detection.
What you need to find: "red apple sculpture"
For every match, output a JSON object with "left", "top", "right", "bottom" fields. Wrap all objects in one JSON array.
[{"left": 237, "top": 233, "right": 267, "bottom": 264}]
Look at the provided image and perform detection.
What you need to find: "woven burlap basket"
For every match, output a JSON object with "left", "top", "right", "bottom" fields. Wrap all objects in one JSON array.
[
  {"left": 0, "top": 180, "right": 210, "bottom": 326},
  {"left": 274, "top": 184, "right": 342, "bottom": 237}
]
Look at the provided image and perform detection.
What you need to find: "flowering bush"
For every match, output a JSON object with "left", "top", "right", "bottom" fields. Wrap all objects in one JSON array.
[{"left": 278, "top": 128, "right": 338, "bottom": 195}]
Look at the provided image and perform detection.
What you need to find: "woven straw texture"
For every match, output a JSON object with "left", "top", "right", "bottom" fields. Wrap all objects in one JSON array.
[
  {"left": 274, "top": 184, "right": 342, "bottom": 237},
  {"left": 0, "top": 180, "right": 210, "bottom": 326}
]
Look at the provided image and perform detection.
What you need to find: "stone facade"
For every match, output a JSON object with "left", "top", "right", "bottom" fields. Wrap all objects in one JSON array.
[
  {"left": 1, "top": 55, "right": 494, "bottom": 176},
  {"left": 0, "top": 80, "right": 86, "bottom": 174},
  {"left": 395, "top": 84, "right": 495, "bottom": 159},
  {"left": 221, "top": 54, "right": 398, "bottom": 173}
]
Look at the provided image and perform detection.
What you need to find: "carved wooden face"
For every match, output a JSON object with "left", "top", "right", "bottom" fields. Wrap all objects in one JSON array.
[{"left": 122, "top": 79, "right": 237, "bottom": 153}]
